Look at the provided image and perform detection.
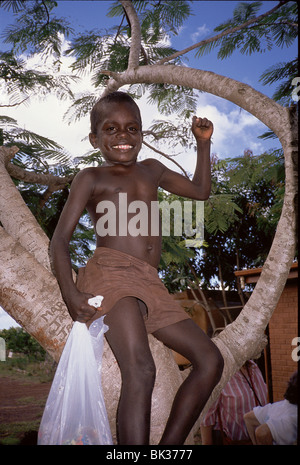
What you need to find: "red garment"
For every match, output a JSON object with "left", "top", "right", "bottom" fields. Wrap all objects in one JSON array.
[{"left": 201, "top": 361, "right": 268, "bottom": 441}]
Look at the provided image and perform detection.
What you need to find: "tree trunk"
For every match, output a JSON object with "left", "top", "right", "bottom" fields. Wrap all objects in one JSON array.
[{"left": 0, "top": 147, "right": 51, "bottom": 272}]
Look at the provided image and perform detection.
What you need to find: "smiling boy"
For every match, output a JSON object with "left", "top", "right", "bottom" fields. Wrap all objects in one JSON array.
[{"left": 50, "top": 91, "right": 223, "bottom": 445}]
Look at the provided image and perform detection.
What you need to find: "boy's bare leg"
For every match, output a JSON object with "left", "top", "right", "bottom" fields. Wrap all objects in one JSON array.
[
  {"left": 104, "top": 297, "right": 156, "bottom": 445},
  {"left": 153, "top": 319, "right": 224, "bottom": 445}
]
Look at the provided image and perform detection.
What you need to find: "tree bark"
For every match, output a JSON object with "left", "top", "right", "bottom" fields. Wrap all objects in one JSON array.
[{"left": 0, "top": 146, "right": 52, "bottom": 272}]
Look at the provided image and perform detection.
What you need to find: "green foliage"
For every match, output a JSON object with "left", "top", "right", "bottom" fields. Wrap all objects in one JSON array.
[
  {"left": 147, "top": 84, "right": 197, "bottom": 117},
  {"left": 107, "top": 0, "right": 192, "bottom": 38},
  {"left": 0, "top": 50, "right": 77, "bottom": 107},
  {"left": 200, "top": 150, "right": 285, "bottom": 288},
  {"left": 194, "top": 1, "right": 297, "bottom": 104},
  {"left": 0, "top": 0, "right": 73, "bottom": 57},
  {"left": 157, "top": 189, "right": 196, "bottom": 269},
  {"left": 161, "top": 150, "right": 285, "bottom": 291},
  {"left": 0, "top": 115, "right": 72, "bottom": 168},
  {"left": 0, "top": 0, "right": 77, "bottom": 108},
  {"left": 63, "top": 24, "right": 193, "bottom": 120},
  {"left": 0, "top": 0, "right": 26, "bottom": 13},
  {"left": 204, "top": 194, "right": 242, "bottom": 235},
  {"left": 1, "top": 0, "right": 297, "bottom": 119},
  {"left": 259, "top": 58, "right": 299, "bottom": 105},
  {"left": 63, "top": 0, "right": 196, "bottom": 119},
  {"left": 0, "top": 327, "right": 46, "bottom": 360},
  {"left": 197, "top": 1, "right": 297, "bottom": 58}
]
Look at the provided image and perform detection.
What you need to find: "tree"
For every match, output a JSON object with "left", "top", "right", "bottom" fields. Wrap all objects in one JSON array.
[
  {"left": 0, "top": 326, "right": 46, "bottom": 360},
  {"left": 0, "top": 0, "right": 297, "bottom": 443},
  {"left": 201, "top": 150, "right": 286, "bottom": 289}
]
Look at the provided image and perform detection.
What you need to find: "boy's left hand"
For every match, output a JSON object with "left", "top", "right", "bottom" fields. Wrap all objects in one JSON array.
[{"left": 192, "top": 116, "right": 213, "bottom": 141}]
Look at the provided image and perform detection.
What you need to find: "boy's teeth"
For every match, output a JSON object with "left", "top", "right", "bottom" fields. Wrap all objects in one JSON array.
[{"left": 113, "top": 145, "right": 132, "bottom": 149}]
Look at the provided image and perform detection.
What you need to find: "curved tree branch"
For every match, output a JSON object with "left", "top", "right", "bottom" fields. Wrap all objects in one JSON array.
[{"left": 6, "top": 161, "right": 74, "bottom": 190}]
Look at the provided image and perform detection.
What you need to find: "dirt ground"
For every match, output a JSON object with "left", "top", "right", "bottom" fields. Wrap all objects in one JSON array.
[
  {"left": 0, "top": 376, "right": 202, "bottom": 446},
  {"left": 0, "top": 376, "right": 52, "bottom": 445}
]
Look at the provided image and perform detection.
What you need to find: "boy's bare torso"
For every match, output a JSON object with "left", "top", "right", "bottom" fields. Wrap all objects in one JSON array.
[
  {"left": 50, "top": 96, "right": 213, "bottom": 324},
  {"left": 84, "top": 158, "right": 164, "bottom": 268}
]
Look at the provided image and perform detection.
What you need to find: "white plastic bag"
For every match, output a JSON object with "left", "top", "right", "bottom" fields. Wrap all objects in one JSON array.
[{"left": 38, "top": 315, "right": 113, "bottom": 445}]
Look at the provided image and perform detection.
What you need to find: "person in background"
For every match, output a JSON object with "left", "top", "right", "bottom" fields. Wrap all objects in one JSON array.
[
  {"left": 244, "top": 371, "right": 298, "bottom": 445},
  {"left": 200, "top": 360, "right": 268, "bottom": 445}
]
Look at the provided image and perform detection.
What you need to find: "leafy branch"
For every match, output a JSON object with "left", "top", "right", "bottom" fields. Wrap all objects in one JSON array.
[{"left": 155, "top": 1, "right": 292, "bottom": 65}]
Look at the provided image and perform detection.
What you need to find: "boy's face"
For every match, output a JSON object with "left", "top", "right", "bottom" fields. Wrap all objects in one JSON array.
[{"left": 89, "top": 101, "right": 142, "bottom": 166}]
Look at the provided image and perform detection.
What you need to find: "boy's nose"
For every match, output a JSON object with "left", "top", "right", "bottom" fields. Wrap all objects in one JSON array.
[{"left": 116, "top": 129, "right": 129, "bottom": 139}]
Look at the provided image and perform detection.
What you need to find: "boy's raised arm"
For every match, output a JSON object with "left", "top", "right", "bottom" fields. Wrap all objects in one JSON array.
[
  {"left": 50, "top": 169, "right": 97, "bottom": 323},
  {"left": 158, "top": 116, "right": 213, "bottom": 200}
]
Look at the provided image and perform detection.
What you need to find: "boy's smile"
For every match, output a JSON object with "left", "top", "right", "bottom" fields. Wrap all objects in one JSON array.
[
  {"left": 112, "top": 144, "right": 133, "bottom": 150},
  {"left": 89, "top": 101, "right": 143, "bottom": 166}
]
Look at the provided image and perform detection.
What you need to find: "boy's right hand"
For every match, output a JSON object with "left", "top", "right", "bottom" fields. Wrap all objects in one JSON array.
[
  {"left": 64, "top": 289, "right": 99, "bottom": 323},
  {"left": 191, "top": 116, "right": 213, "bottom": 141}
]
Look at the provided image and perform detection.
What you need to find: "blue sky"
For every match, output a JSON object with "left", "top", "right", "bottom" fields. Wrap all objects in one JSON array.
[{"left": 0, "top": 1, "right": 297, "bottom": 329}]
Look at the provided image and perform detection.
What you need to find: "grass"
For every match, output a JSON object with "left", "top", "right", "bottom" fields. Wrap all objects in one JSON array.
[
  {"left": 0, "top": 422, "right": 41, "bottom": 445},
  {"left": 0, "top": 355, "right": 56, "bottom": 383},
  {"left": 0, "top": 356, "right": 55, "bottom": 446}
]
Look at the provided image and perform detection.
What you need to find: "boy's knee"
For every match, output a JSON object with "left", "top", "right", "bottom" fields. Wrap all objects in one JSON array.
[
  {"left": 209, "top": 346, "right": 224, "bottom": 382},
  {"left": 124, "top": 356, "right": 156, "bottom": 388},
  {"left": 140, "top": 359, "right": 156, "bottom": 385},
  {"left": 196, "top": 344, "right": 223, "bottom": 386}
]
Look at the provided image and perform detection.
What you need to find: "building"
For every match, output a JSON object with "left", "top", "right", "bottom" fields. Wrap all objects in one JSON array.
[{"left": 235, "top": 262, "right": 298, "bottom": 402}]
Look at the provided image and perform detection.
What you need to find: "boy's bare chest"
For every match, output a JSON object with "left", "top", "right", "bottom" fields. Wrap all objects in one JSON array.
[{"left": 89, "top": 163, "right": 159, "bottom": 206}]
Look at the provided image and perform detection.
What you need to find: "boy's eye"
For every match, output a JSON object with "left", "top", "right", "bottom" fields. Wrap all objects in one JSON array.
[{"left": 104, "top": 125, "right": 139, "bottom": 133}]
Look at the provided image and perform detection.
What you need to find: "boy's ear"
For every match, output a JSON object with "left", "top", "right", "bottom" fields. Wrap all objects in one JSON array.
[{"left": 89, "top": 132, "right": 98, "bottom": 148}]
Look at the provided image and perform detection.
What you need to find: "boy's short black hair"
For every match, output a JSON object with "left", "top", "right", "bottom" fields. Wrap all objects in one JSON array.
[{"left": 90, "top": 91, "right": 142, "bottom": 134}]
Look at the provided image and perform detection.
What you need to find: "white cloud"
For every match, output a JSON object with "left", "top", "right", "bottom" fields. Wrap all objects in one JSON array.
[
  {"left": 137, "top": 92, "right": 272, "bottom": 176},
  {"left": 190, "top": 24, "right": 210, "bottom": 43},
  {"left": 1, "top": 38, "right": 95, "bottom": 158},
  {"left": 198, "top": 103, "right": 261, "bottom": 153}
]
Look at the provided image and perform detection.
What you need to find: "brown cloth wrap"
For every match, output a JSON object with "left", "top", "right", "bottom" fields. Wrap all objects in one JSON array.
[{"left": 76, "top": 247, "right": 190, "bottom": 334}]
